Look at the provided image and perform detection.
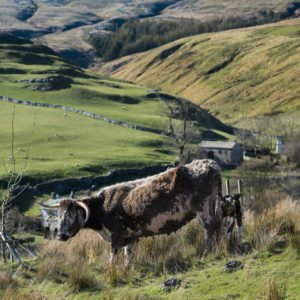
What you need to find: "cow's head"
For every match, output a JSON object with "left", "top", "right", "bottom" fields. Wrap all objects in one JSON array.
[
  {"left": 43, "top": 200, "right": 90, "bottom": 241},
  {"left": 221, "top": 194, "right": 240, "bottom": 216}
]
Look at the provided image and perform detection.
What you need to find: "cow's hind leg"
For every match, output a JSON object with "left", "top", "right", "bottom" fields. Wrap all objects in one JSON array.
[
  {"left": 197, "top": 212, "right": 217, "bottom": 259},
  {"left": 109, "top": 246, "right": 119, "bottom": 266},
  {"left": 124, "top": 242, "right": 135, "bottom": 269}
]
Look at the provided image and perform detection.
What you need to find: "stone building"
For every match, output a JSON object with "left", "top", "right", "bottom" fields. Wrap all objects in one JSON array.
[{"left": 199, "top": 141, "right": 243, "bottom": 165}]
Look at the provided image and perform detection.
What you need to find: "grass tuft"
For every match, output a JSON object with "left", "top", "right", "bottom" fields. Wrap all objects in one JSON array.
[{"left": 257, "top": 277, "right": 287, "bottom": 300}]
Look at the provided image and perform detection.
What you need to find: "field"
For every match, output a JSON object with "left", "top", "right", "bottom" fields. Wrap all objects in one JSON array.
[
  {"left": 0, "top": 37, "right": 173, "bottom": 185},
  {"left": 0, "top": 7, "right": 299, "bottom": 300},
  {"left": 100, "top": 18, "right": 300, "bottom": 126},
  {"left": 0, "top": 101, "right": 173, "bottom": 182},
  {"left": 0, "top": 33, "right": 233, "bottom": 185}
]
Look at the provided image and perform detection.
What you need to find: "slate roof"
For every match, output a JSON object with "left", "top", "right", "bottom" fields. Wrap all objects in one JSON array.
[{"left": 199, "top": 141, "right": 238, "bottom": 149}]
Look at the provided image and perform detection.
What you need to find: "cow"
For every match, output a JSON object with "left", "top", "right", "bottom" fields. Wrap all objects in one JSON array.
[
  {"left": 44, "top": 159, "right": 222, "bottom": 266},
  {"left": 216, "top": 194, "right": 243, "bottom": 245}
]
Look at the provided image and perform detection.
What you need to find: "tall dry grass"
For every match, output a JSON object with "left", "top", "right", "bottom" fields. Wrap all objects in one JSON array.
[
  {"left": 257, "top": 277, "right": 287, "bottom": 300},
  {"left": 37, "top": 229, "right": 107, "bottom": 290},
  {"left": 244, "top": 197, "right": 299, "bottom": 251},
  {"left": 134, "top": 219, "right": 205, "bottom": 275},
  {"left": 0, "top": 271, "right": 16, "bottom": 290}
]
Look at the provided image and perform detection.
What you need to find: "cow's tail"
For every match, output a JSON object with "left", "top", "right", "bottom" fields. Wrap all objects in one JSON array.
[{"left": 214, "top": 166, "right": 223, "bottom": 243}]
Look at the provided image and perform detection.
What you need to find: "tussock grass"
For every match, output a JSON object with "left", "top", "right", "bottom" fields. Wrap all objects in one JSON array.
[
  {"left": 257, "top": 277, "right": 287, "bottom": 300},
  {"left": 134, "top": 219, "right": 205, "bottom": 275},
  {"left": 244, "top": 197, "right": 299, "bottom": 251},
  {"left": 0, "top": 271, "right": 16, "bottom": 289},
  {"left": 37, "top": 230, "right": 105, "bottom": 291}
]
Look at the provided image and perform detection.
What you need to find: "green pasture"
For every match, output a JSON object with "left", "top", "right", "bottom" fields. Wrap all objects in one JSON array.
[
  {"left": 0, "top": 42, "right": 171, "bottom": 130},
  {"left": 0, "top": 101, "right": 173, "bottom": 184}
]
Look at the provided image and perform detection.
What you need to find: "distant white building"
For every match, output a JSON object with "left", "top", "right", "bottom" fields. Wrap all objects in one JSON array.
[
  {"left": 275, "top": 139, "right": 287, "bottom": 154},
  {"left": 199, "top": 141, "right": 243, "bottom": 165}
]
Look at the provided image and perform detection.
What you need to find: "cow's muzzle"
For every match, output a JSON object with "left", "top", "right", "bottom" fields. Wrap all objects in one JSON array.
[{"left": 57, "top": 233, "right": 70, "bottom": 241}]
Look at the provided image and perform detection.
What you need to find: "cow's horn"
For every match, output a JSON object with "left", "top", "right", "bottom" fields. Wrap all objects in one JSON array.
[
  {"left": 40, "top": 203, "right": 60, "bottom": 208},
  {"left": 76, "top": 201, "right": 90, "bottom": 223}
]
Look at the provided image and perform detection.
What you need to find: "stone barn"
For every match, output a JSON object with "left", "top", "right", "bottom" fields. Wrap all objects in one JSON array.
[{"left": 199, "top": 141, "right": 243, "bottom": 165}]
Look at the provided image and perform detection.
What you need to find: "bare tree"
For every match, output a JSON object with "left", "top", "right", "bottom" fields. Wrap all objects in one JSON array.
[
  {"left": 163, "top": 97, "right": 203, "bottom": 164},
  {"left": 0, "top": 105, "right": 36, "bottom": 264}
]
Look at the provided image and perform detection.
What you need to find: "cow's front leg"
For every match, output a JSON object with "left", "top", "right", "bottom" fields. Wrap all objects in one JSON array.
[
  {"left": 226, "top": 217, "right": 235, "bottom": 241},
  {"left": 236, "top": 214, "right": 243, "bottom": 246},
  {"left": 124, "top": 242, "right": 135, "bottom": 269},
  {"left": 109, "top": 246, "right": 119, "bottom": 266}
]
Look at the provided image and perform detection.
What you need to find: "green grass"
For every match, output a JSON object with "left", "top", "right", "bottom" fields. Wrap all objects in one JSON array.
[
  {"left": 100, "top": 18, "right": 300, "bottom": 126},
  {"left": 0, "top": 33, "right": 233, "bottom": 218},
  {"left": 2, "top": 244, "right": 299, "bottom": 299},
  {"left": 0, "top": 101, "right": 173, "bottom": 183}
]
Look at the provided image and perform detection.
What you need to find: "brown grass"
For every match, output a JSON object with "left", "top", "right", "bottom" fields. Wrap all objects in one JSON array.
[
  {"left": 37, "top": 230, "right": 106, "bottom": 290},
  {"left": 134, "top": 219, "right": 205, "bottom": 274},
  {"left": 257, "top": 277, "right": 287, "bottom": 300},
  {"left": 244, "top": 197, "right": 299, "bottom": 251},
  {"left": 0, "top": 271, "right": 16, "bottom": 289}
]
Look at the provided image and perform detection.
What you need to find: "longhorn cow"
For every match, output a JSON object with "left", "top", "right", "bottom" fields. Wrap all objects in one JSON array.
[{"left": 44, "top": 159, "right": 222, "bottom": 266}]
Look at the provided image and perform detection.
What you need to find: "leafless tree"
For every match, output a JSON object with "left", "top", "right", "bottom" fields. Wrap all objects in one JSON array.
[
  {"left": 163, "top": 97, "right": 203, "bottom": 164},
  {"left": 0, "top": 105, "right": 36, "bottom": 263}
]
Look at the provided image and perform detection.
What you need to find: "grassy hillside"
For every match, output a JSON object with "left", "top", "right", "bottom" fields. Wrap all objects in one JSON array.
[
  {"left": 0, "top": 101, "right": 173, "bottom": 182},
  {"left": 0, "top": 33, "right": 171, "bottom": 183},
  {"left": 100, "top": 18, "right": 300, "bottom": 126},
  {"left": 0, "top": 33, "right": 231, "bottom": 183},
  {"left": 0, "top": 0, "right": 297, "bottom": 66}
]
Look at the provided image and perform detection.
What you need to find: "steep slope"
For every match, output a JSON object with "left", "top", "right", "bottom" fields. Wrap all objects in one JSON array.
[{"left": 100, "top": 18, "right": 300, "bottom": 125}]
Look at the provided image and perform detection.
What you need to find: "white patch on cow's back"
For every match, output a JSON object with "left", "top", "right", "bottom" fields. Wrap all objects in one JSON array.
[
  {"left": 96, "top": 225, "right": 111, "bottom": 242},
  {"left": 145, "top": 197, "right": 191, "bottom": 233},
  {"left": 186, "top": 159, "right": 221, "bottom": 178}
]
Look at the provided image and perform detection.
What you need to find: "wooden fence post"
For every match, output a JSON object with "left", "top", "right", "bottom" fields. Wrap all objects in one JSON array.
[
  {"left": 238, "top": 179, "right": 243, "bottom": 210},
  {"left": 225, "top": 179, "right": 230, "bottom": 195}
]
